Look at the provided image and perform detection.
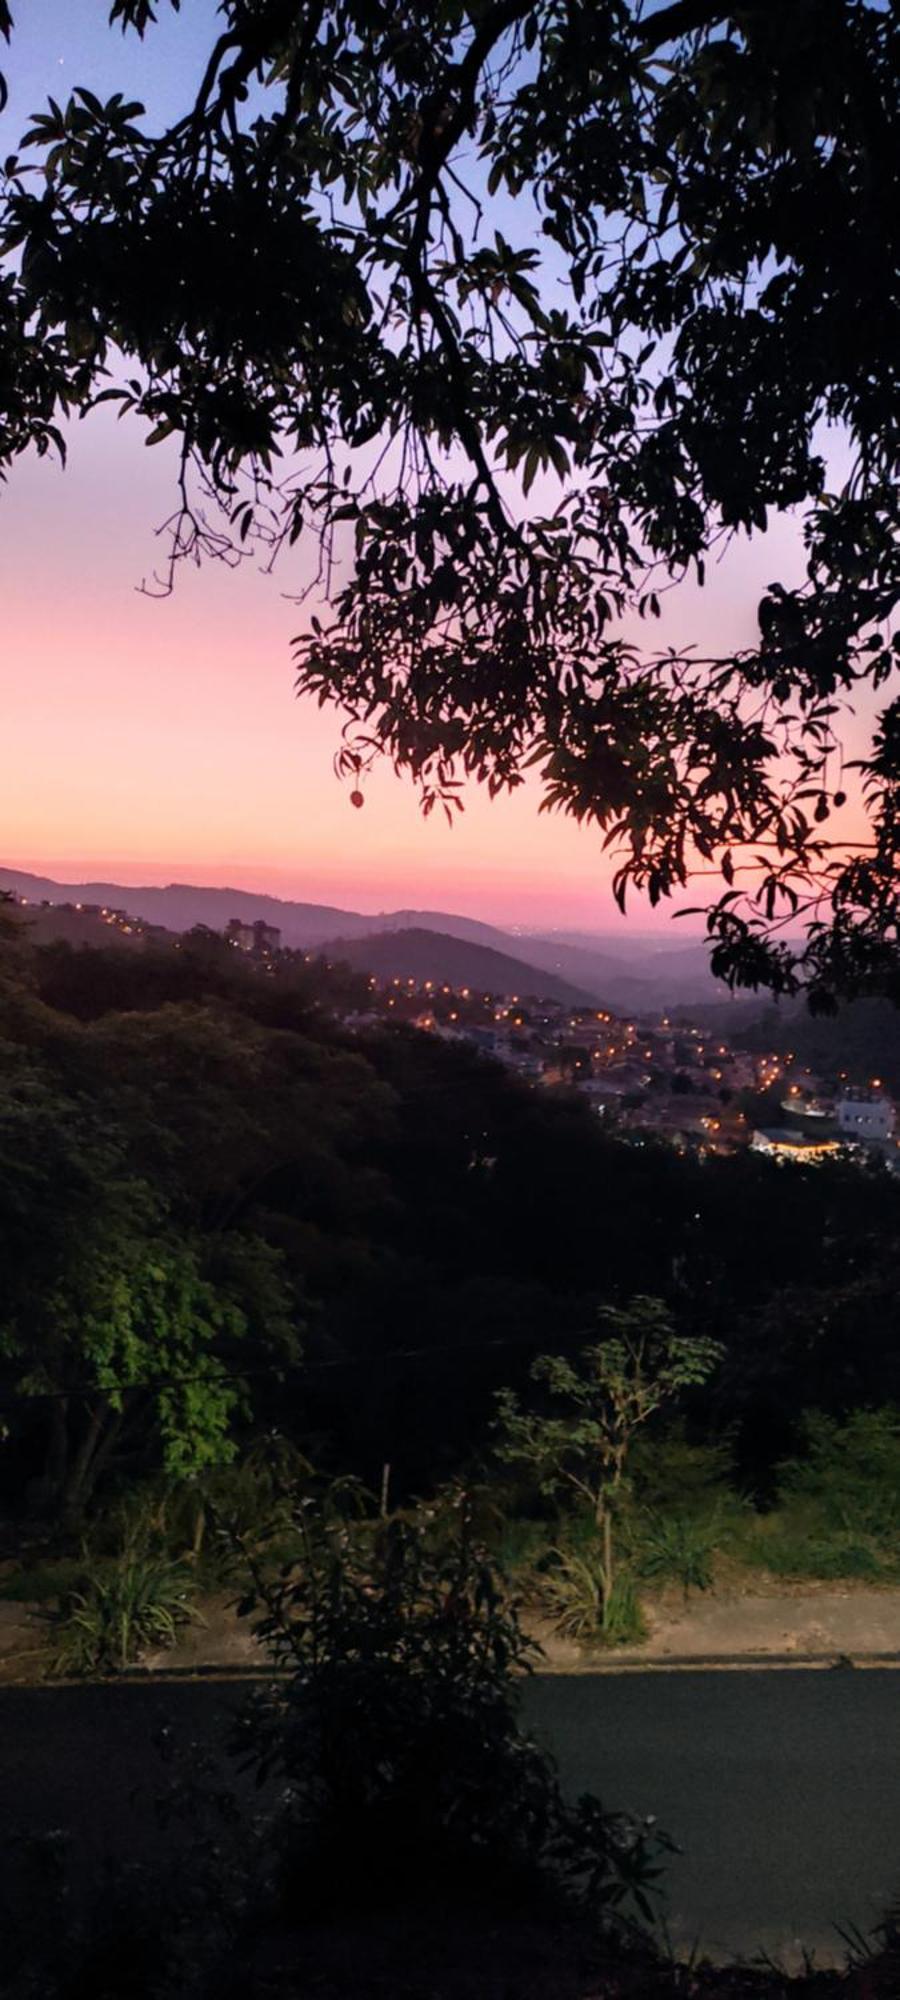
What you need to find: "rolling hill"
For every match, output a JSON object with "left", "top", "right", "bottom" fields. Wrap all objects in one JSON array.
[
  {"left": 0, "top": 866, "right": 726, "bottom": 1011},
  {"left": 323, "top": 928, "right": 593, "bottom": 1005}
]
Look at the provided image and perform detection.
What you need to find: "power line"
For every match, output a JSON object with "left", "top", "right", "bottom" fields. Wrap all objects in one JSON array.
[{"left": 0, "top": 1322, "right": 600, "bottom": 1411}]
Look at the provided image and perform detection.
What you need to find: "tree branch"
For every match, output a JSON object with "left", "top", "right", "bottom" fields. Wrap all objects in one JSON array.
[{"left": 635, "top": 0, "right": 731, "bottom": 46}]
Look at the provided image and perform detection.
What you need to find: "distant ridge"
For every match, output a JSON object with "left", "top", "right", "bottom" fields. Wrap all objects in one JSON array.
[
  {"left": 0, "top": 868, "right": 374, "bottom": 946},
  {"left": 0, "top": 867, "right": 723, "bottom": 1009},
  {"left": 324, "top": 928, "right": 593, "bottom": 1006}
]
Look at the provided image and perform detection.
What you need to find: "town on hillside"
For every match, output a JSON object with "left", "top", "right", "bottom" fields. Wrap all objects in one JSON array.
[
  {"left": 344, "top": 981, "right": 898, "bottom": 1171},
  {"left": 12, "top": 890, "right": 896, "bottom": 1174}
]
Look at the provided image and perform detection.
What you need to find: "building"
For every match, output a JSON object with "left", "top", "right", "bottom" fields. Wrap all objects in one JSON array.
[
  {"left": 225, "top": 920, "right": 254, "bottom": 952},
  {"left": 837, "top": 1091, "right": 895, "bottom": 1144},
  {"left": 225, "top": 918, "right": 282, "bottom": 957},
  {"left": 751, "top": 1127, "right": 842, "bottom": 1164}
]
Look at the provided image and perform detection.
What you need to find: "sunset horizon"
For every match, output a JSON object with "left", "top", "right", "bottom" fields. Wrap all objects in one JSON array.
[{"left": 0, "top": 847, "right": 712, "bottom": 936}]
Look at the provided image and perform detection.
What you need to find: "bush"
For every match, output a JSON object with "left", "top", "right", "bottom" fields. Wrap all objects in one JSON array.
[
  {"left": 0, "top": 1557, "right": 84, "bottom": 1604},
  {"left": 231, "top": 1500, "right": 667, "bottom": 1923},
  {"left": 629, "top": 1427, "right": 741, "bottom": 1519},
  {"left": 599, "top": 1572, "right": 649, "bottom": 1647},
  {"left": 635, "top": 1512, "right": 719, "bottom": 1599},
  {"left": 538, "top": 1545, "right": 647, "bottom": 1647},
  {"left": 52, "top": 1539, "right": 196, "bottom": 1675},
  {"left": 538, "top": 1546, "right": 606, "bottom": 1643},
  {"left": 164, "top": 1433, "right": 318, "bottom": 1571},
  {"left": 731, "top": 1408, "right": 900, "bottom": 1581},
  {"left": 743, "top": 1514, "right": 888, "bottom": 1583},
  {"left": 778, "top": 1409, "right": 900, "bottom": 1543}
]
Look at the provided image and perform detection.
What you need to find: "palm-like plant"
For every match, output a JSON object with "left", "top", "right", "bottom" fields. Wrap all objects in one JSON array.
[{"left": 53, "top": 1545, "right": 196, "bottom": 1675}]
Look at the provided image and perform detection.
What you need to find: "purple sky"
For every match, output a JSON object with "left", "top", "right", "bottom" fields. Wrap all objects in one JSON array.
[{"left": 0, "top": 4, "right": 872, "bottom": 927}]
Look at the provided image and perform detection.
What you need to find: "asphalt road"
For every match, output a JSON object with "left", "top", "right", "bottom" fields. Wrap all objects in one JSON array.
[
  {"left": 524, "top": 1670, "right": 900, "bottom": 1963},
  {"left": 2, "top": 1670, "right": 899, "bottom": 1965}
]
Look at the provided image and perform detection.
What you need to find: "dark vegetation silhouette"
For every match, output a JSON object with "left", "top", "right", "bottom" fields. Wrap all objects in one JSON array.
[
  {"left": 4, "top": 924, "right": 900, "bottom": 1533},
  {"left": 1, "top": 1, "right": 898, "bottom": 1001},
  {"left": 3, "top": 907, "right": 900, "bottom": 1676},
  {"left": 5, "top": 926, "right": 900, "bottom": 1986}
]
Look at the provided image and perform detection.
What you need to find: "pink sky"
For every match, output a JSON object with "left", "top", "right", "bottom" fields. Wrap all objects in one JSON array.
[
  {"left": 1, "top": 403, "right": 871, "bottom": 931},
  {"left": 0, "top": 4, "right": 874, "bottom": 934}
]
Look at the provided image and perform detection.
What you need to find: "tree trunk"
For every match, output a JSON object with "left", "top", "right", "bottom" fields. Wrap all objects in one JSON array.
[
  {"left": 83, "top": 1406, "right": 124, "bottom": 1502},
  {"left": 601, "top": 1505, "right": 614, "bottom": 1623},
  {"left": 59, "top": 1402, "right": 109, "bottom": 1526},
  {"left": 44, "top": 1398, "right": 69, "bottom": 1503}
]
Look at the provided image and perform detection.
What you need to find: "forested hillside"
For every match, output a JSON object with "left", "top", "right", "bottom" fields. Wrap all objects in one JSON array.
[
  {"left": 322, "top": 925, "right": 592, "bottom": 1004},
  {"left": 737, "top": 1001, "right": 900, "bottom": 1096},
  {"left": 3, "top": 916, "right": 900, "bottom": 1531}
]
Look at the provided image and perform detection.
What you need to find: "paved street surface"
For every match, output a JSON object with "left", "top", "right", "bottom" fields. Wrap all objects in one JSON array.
[
  {"left": 2, "top": 1670, "right": 899, "bottom": 1965},
  {"left": 525, "top": 1670, "right": 900, "bottom": 1962}
]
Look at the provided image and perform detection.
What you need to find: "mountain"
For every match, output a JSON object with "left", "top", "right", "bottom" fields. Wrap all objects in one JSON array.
[
  {"left": 323, "top": 928, "right": 593, "bottom": 1005},
  {"left": 0, "top": 866, "right": 725, "bottom": 1012},
  {"left": 0, "top": 869, "right": 634, "bottom": 999},
  {"left": 495, "top": 935, "right": 653, "bottom": 1011},
  {"left": 0, "top": 868, "right": 376, "bottom": 947},
  {"left": 518, "top": 931, "right": 724, "bottom": 1008},
  {"left": 8, "top": 901, "right": 155, "bottom": 951},
  {"left": 372, "top": 908, "right": 525, "bottom": 949}
]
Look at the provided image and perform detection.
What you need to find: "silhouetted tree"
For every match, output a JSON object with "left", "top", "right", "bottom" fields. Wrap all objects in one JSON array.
[{"left": 0, "top": 2, "right": 898, "bottom": 1000}]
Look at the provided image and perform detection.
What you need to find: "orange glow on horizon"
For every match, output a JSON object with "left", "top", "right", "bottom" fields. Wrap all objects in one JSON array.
[{"left": 0, "top": 410, "right": 876, "bottom": 932}]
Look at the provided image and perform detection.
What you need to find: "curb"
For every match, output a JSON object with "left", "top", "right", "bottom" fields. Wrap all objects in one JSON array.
[{"left": 6, "top": 1651, "right": 900, "bottom": 1688}]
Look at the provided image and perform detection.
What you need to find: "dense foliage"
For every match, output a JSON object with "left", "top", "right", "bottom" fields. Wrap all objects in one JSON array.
[
  {"left": 735, "top": 997, "right": 900, "bottom": 1096},
  {"left": 1, "top": 3, "right": 898, "bottom": 998},
  {"left": 3, "top": 924, "right": 900, "bottom": 1538},
  {"left": 232, "top": 1498, "right": 672, "bottom": 1917}
]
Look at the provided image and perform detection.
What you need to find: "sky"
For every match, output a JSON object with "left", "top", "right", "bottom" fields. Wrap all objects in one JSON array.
[{"left": 0, "top": 3, "right": 871, "bottom": 930}]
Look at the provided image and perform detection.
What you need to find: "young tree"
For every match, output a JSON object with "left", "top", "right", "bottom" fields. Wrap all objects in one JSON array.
[
  {"left": 495, "top": 1296, "right": 721, "bottom": 1612},
  {"left": 1, "top": 1198, "right": 249, "bottom": 1522},
  {"left": 0, "top": 1001, "right": 303, "bottom": 1520},
  {"left": 0, "top": 2, "right": 897, "bottom": 1003}
]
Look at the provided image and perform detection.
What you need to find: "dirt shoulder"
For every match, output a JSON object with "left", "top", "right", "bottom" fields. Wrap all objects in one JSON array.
[
  {"left": 6, "top": 1578, "right": 900, "bottom": 1682},
  {"left": 533, "top": 1576, "right": 900, "bottom": 1672}
]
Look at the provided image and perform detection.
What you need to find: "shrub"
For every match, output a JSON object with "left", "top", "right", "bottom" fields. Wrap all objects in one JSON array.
[
  {"left": 0, "top": 1557, "right": 84, "bottom": 1604},
  {"left": 629, "top": 1427, "right": 740, "bottom": 1518},
  {"left": 539, "top": 1546, "right": 606, "bottom": 1643},
  {"left": 52, "top": 1542, "right": 196, "bottom": 1675},
  {"left": 538, "top": 1545, "right": 646, "bottom": 1647},
  {"left": 490, "top": 1513, "right": 550, "bottom": 1576},
  {"left": 231, "top": 1500, "right": 667, "bottom": 1922},
  {"left": 635, "top": 1512, "right": 719, "bottom": 1599},
  {"left": 599, "top": 1572, "right": 649, "bottom": 1647},
  {"left": 165, "top": 1433, "right": 318, "bottom": 1568},
  {"left": 744, "top": 1515, "right": 887, "bottom": 1583},
  {"left": 778, "top": 1409, "right": 900, "bottom": 1543}
]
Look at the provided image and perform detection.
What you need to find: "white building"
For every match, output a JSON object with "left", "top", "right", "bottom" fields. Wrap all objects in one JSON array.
[{"left": 837, "top": 1092, "right": 895, "bottom": 1143}]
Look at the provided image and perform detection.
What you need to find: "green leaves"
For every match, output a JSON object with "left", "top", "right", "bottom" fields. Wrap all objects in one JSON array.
[
  {"left": 232, "top": 1495, "right": 672, "bottom": 1920},
  {"left": 496, "top": 1296, "right": 722, "bottom": 1518}
]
